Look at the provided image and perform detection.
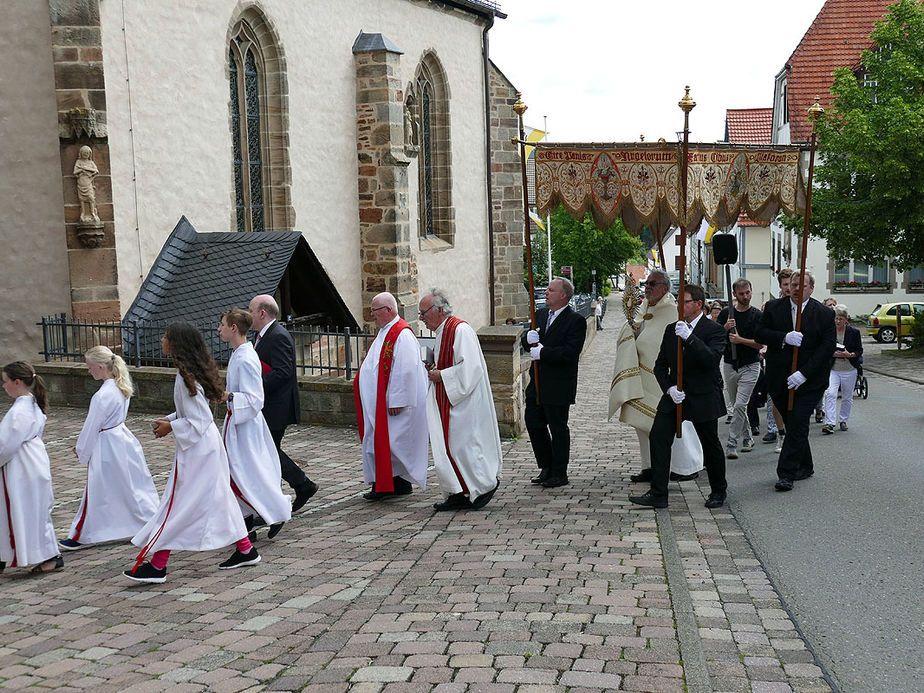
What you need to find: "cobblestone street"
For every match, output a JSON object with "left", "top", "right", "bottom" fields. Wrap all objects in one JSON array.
[{"left": 0, "top": 324, "right": 834, "bottom": 692}]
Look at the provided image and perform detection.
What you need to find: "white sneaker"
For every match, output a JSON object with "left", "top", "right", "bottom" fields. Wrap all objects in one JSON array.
[
  {"left": 726, "top": 449, "right": 739, "bottom": 460},
  {"left": 742, "top": 439, "right": 754, "bottom": 452}
]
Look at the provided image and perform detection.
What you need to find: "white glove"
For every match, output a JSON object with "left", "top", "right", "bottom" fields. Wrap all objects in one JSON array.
[
  {"left": 526, "top": 329, "right": 540, "bottom": 345},
  {"left": 667, "top": 386, "right": 686, "bottom": 404},
  {"left": 675, "top": 321, "right": 692, "bottom": 341},
  {"left": 784, "top": 331, "right": 803, "bottom": 347},
  {"left": 787, "top": 371, "right": 807, "bottom": 390},
  {"left": 530, "top": 344, "right": 543, "bottom": 361}
]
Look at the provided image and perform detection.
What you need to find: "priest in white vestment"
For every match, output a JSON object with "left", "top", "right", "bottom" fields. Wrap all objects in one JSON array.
[
  {"left": 418, "top": 288, "right": 502, "bottom": 511},
  {"left": 609, "top": 271, "right": 703, "bottom": 482},
  {"left": 354, "top": 292, "right": 428, "bottom": 500}
]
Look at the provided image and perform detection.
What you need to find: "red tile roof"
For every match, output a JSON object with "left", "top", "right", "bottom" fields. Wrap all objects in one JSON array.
[
  {"left": 785, "top": 0, "right": 892, "bottom": 142},
  {"left": 725, "top": 108, "right": 773, "bottom": 145}
]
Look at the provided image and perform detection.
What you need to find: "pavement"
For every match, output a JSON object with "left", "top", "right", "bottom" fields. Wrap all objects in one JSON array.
[{"left": 7, "top": 320, "right": 916, "bottom": 692}]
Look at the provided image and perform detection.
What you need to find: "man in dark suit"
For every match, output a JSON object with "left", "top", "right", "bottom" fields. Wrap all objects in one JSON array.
[
  {"left": 629, "top": 283, "right": 728, "bottom": 509},
  {"left": 521, "top": 277, "right": 587, "bottom": 488},
  {"left": 755, "top": 271, "right": 835, "bottom": 491},
  {"left": 249, "top": 294, "right": 318, "bottom": 512}
]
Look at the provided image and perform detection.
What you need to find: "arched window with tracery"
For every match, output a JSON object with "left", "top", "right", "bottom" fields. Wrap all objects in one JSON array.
[
  {"left": 228, "top": 11, "right": 293, "bottom": 232},
  {"left": 414, "top": 53, "right": 453, "bottom": 244}
]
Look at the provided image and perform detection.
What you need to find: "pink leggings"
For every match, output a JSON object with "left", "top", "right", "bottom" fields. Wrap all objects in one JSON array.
[{"left": 150, "top": 536, "right": 253, "bottom": 570}]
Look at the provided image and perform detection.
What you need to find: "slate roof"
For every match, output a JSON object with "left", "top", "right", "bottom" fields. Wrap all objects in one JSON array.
[
  {"left": 784, "top": 0, "right": 891, "bottom": 142},
  {"left": 123, "top": 217, "right": 356, "bottom": 363},
  {"left": 724, "top": 108, "right": 773, "bottom": 145}
]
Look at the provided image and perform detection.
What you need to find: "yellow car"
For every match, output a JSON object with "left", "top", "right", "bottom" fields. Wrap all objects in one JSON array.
[{"left": 866, "top": 301, "right": 924, "bottom": 343}]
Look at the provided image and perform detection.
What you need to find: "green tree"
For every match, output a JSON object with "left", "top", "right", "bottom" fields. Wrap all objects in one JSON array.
[
  {"left": 547, "top": 205, "right": 644, "bottom": 294},
  {"left": 808, "top": 0, "right": 924, "bottom": 269}
]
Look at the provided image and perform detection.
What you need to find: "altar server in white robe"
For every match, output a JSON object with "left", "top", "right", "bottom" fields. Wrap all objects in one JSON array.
[
  {"left": 218, "top": 309, "right": 291, "bottom": 539},
  {"left": 353, "top": 292, "right": 428, "bottom": 500},
  {"left": 418, "top": 288, "right": 502, "bottom": 511},
  {"left": 59, "top": 346, "right": 158, "bottom": 551},
  {"left": 609, "top": 271, "right": 703, "bottom": 482},
  {"left": 0, "top": 362, "right": 62, "bottom": 574},
  {"left": 124, "top": 322, "right": 259, "bottom": 584}
]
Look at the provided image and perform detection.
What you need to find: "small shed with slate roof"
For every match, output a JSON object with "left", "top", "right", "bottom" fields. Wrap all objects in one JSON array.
[{"left": 123, "top": 217, "right": 358, "bottom": 363}]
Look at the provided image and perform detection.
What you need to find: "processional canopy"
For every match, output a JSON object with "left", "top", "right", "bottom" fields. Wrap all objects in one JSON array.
[{"left": 533, "top": 142, "right": 806, "bottom": 237}]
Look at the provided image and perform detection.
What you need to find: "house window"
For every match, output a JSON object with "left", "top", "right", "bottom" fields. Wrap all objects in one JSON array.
[
  {"left": 780, "top": 82, "right": 788, "bottom": 124},
  {"left": 415, "top": 53, "right": 453, "bottom": 245},
  {"left": 227, "top": 11, "right": 294, "bottom": 233},
  {"left": 906, "top": 265, "right": 924, "bottom": 288},
  {"left": 835, "top": 260, "right": 889, "bottom": 286}
]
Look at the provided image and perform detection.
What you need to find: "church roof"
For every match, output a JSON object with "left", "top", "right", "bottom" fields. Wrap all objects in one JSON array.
[
  {"left": 438, "top": 0, "right": 506, "bottom": 19},
  {"left": 783, "top": 0, "right": 891, "bottom": 143}
]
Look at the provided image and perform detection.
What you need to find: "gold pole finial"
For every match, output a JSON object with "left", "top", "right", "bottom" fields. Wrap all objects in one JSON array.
[
  {"left": 807, "top": 97, "right": 824, "bottom": 120},
  {"left": 639, "top": 134, "right": 645, "bottom": 142},
  {"left": 513, "top": 91, "right": 528, "bottom": 117},
  {"left": 678, "top": 85, "right": 696, "bottom": 113}
]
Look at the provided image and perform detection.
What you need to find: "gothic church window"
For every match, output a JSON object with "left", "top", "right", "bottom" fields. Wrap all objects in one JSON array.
[{"left": 415, "top": 53, "right": 454, "bottom": 245}]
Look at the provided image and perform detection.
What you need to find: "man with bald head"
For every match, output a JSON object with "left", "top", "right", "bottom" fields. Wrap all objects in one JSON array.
[
  {"left": 353, "top": 292, "right": 428, "bottom": 500},
  {"left": 249, "top": 294, "right": 317, "bottom": 512}
]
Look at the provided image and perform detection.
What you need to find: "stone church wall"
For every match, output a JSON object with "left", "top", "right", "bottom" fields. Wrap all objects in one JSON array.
[{"left": 0, "top": 2, "right": 72, "bottom": 358}]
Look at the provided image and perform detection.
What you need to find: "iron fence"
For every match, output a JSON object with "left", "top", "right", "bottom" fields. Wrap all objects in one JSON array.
[{"left": 37, "top": 315, "right": 434, "bottom": 380}]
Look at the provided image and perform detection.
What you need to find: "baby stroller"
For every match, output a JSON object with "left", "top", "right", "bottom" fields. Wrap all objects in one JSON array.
[{"left": 854, "top": 361, "right": 868, "bottom": 399}]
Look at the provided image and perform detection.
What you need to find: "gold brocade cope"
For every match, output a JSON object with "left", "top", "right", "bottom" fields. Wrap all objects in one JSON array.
[{"left": 534, "top": 143, "right": 806, "bottom": 234}]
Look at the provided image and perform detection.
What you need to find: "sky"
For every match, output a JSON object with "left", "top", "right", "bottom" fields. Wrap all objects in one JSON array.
[{"left": 489, "top": 0, "right": 829, "bottom": 143}]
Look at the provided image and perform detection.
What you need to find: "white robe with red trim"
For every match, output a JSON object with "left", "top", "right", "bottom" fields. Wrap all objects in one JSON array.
[
  {"left": 222, "top": 342, "right": 291, "bottom": 525},
  {"left": 0, "top": 395, "right": 58, "bottom": 567},
  {"left": 426, "top": 320, "right": 503, "bottom": 501},
  {"left": 357, "top": 316, "right": 428, "bottom": 488},
  {"left": 67, "top": 378, "right": 159, "bottom": 544},
  {"left": 131, "top": 374, "right": 247, "bottom": 553}
]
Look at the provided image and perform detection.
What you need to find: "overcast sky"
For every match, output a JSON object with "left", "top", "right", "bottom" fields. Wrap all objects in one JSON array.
[{"left": 489, "top": 0, "right": 829, "bottom": 143}]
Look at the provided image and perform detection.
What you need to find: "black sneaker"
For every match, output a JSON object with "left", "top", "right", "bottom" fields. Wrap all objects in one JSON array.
[
  {"left": 762, "top": 432, "right": 777, "bottom": 443},
  {"left": 219, "top": 548, "right": 261, "bottom": 570},
  {"left": 58, "top": 538, "right": 85, "bottom": 551},
  {"left": 292, "top": 481, "right": 318, "bottom": 513},
  {"left": 123, "top": 562, "right": 166, "bottom": 584}
]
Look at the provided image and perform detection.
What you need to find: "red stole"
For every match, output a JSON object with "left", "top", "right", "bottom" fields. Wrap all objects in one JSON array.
[
  {"left": 435, "top": 316, "right": 469, "bottom": 494},
  {"left": 353, "top": 318, "right": 411, "bottom": 492}
]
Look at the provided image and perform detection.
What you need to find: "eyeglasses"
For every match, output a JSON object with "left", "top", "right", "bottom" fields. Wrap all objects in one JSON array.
[
  {"left": 418, "top": 305, "right": 435, "bottom": 317},
  {"left": 370, "top": 305, "right": 389, "bottom": 313},
  {"left": 683, "top": 299, "right": 698, "bottom": 304}
]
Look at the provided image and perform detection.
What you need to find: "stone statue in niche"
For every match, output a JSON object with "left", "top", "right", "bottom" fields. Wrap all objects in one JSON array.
[
  {"left": 404, "top": 92, "right": 420, "bottom": 157},
  {"left": 73, "top": 145, "right": 105, "bottom": 247},
  {"left": 74, "top": 146, "right": 100, "bottom": 224}
]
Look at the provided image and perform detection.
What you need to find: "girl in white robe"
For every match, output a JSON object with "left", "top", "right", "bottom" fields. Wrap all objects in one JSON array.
[
  {"left": 60, "top": 347, "right": 159, "bottom": 550},
  {"left": 123, "top": 322, "right": 260, "bottom": 584},
  {"left": 218, "top": 309, "right": 290, "bottom": 537},
  {"left": 0, "top": 362, "right": 62, "bottom": 574}
]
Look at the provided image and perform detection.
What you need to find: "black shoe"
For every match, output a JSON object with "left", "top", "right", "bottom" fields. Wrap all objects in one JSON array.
[
  {"left": 530, "top": 469, "right": 550, "bottom": 484},
  {"left": 393, "top": 477, "right": 413, "bottom": 495},
  {"left": 821, "top": 424, "right": 834, "bottom": 435},
  {"left": 774, "top": 478, "right": 794, "bottom": 492},
  {"left": 0, "top": 561, "right": 5, "bottom": 573},
  {"left": 219, "top": 548, "right": 261, "bottom": 570},
  {"left": 628, "top": 491, "right": 668, "bottom": 508},
  {"left": 267, "top": 522, "right": 284, "bottom": 539},
  {"left": 541, "top": 476, "right": 569, "bottom": 488},
  {"left": 292, "top": 481, "right": 319, "bottom": 513},
  {"left": 670, "top": 471, "right": 699, "bottom": 482},
  {"left": 815, "top": 410, "right": 824, "bottom": 423},
  {"left": 251, "top": 516, "right": 267, "bottom": 528},
  {"left": 123, "top": 562, "right": 166, "bottom": 583},
  {"left": 433, "top": 492, "right": 471, "bottom": 512},
  {"left": 704, "top": 492, "right": 726, "bottom": 509},
  {"left": 363, "top": 488, "right": 393, "bottom": 501},
  {"left": 630, "top": 468, "right": 653, "bottom": 483},
  {"left": 751, "top": 425, "right": 760, "bottom": 437},
  {"left": 839, "top": 422, "right": 848, "bottom": 431},
  {"left": 31, "top": 555, "right": 64, "bottom": 574},
  {"left": 793, "top": 469, "right": 814, "bottom": 481},
  {"left": 762, "top": 432, "right": 777, "bottom": 443},
  {"left": 470, "top": 481, "right": 500, "bottom": 510}
]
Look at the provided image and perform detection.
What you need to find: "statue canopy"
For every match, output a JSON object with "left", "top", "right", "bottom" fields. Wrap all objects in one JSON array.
[{"left": 533, "top": 142, "right": 806, "bottom": 237}]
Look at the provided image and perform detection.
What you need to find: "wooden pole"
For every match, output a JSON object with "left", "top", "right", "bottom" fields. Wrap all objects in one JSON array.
[
  {"left": 513, "top": 92, "right": 541, "bottom": 405},
  {"left": 676, "top": 86, "right": 695, "bottom": 437},
  {"left": 788, "top": 98, "right": 825, "bottom": 410}
]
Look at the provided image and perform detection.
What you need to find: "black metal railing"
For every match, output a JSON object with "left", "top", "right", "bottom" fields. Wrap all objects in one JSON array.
[{"left": 38, "top": 315, "right": 434, "bottom": 380}]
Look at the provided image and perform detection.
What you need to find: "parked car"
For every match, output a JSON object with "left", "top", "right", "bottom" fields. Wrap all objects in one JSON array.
[{"left": 866, "top": 301, "right": 924, "bottom": 343}]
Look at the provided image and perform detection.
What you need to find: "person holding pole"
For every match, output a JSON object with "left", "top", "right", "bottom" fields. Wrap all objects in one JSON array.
[
  {"left": 756, "top": 270, "right": 835, "bottom": 492},
  {"left": 628, "top": 284, "right": 728, "bottom": 509},
  {"left": 521, "top": 277, "right": 586, "bottom": 488}
]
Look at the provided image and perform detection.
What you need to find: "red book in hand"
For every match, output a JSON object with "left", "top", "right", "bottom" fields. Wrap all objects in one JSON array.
[{"left": 260, "top": 360, "right": 273, "bottom": 375}]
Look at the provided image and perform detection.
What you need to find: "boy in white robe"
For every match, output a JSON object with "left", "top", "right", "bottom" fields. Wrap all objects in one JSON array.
[
  {"left": 218, "top": 309, "right": 291, "bottom": 539},
  {"left": 353, "top": 292, "right": 428, "bottom": 499},
  {"left": 60, "top": 347, "right": 159, "bottom": 550},
  {"left": 0, "top": 362, "right": 61, "bottom": 574},
  {"left": 419, "top": 288, "right": 502, "bottom": 511}
]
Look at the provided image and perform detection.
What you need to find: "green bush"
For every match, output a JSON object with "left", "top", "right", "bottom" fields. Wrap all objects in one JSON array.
[{"left": 912, "top": 312, "right": 924, "bottom": 348}]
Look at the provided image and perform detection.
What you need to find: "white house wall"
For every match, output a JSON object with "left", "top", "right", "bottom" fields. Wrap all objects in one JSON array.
[{"left": 100, "top": 0, "right": 490, "bottom": 328}]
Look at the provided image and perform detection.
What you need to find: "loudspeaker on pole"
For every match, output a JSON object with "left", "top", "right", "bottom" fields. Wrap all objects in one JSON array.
[{"left": 712, "top": 234, "right": 738, "bottom": 265}]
